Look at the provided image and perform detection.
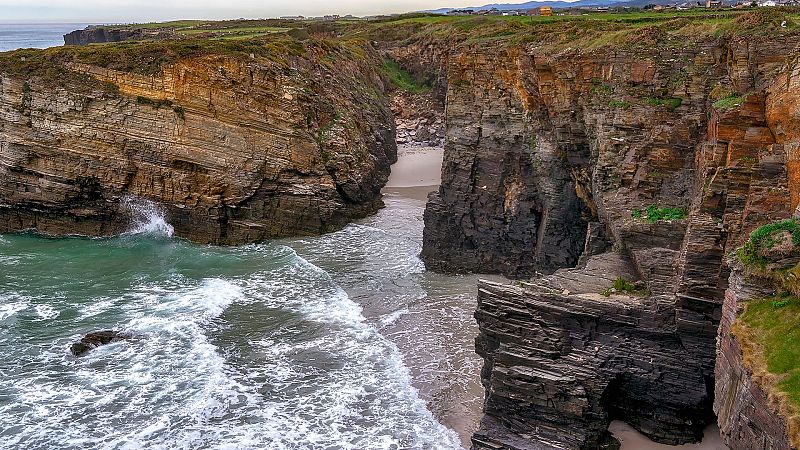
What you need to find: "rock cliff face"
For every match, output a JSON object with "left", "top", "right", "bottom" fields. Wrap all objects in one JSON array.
[
  {"left": 0, "top": 40, "right": 396, "bottom": 242},
  {"left": 419, "top": 30, "right": 800, "bottom": 449},
  {"left": 63, "top": 27, "right": 175, "bottom": 46},
  {"left": 714, "top": 266, "right": 794, "bottom": 450}
]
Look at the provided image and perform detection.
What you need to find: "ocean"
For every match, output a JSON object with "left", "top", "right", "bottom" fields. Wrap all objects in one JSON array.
[
  {"left": 0, "top": 23, "right": 92, "bottom": 52},
  {"left": 0, "top": 190, "right": 487, "bottom": 449}
]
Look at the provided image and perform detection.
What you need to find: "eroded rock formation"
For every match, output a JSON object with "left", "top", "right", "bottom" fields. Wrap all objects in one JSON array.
[
  {"left": 417, "top": 28, "right": 800, "bottom": 450},
  {"left": 0, "top": 40, "right": 396, "bottom": 242}
]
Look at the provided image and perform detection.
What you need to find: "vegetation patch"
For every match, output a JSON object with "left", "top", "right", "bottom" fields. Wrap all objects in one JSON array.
[
  {"left": 631, "top": 205, "right": 688, "bottom": 222},
  {"left": 645, "top": 96, "right": 683, "bottom": 110},
  {"left": 601, "top": 276, "right": 649, "bottom": 297},
  {"left": 380, "top": 59, "right": 430, "bottom": 94},
  {"left": 713, "top": 93, "right": 744, "bottom": 111},
  {"left": 733, "top": 293, "right": 800, "bottom": 427},
  {"left": 609, "top": 100, "right": 631, "bottom": 109},
  {"left": 735, "top": 219, "right": 800, "bottom": 272}
]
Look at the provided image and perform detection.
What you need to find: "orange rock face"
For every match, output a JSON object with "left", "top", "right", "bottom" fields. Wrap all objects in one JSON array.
[{"left": 0, "top": 43, "right": 396, "bottom": 242}]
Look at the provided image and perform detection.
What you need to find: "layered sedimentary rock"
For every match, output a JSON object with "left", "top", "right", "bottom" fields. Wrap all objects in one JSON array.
[
  {"left": 715, "top": 266, "right": 794, "bottom": 450},
  {"left": 64, "top": 27, "right": 175, "bottom": 46},
  {"left": 431, "top": 28, "right": 800, "bottom": 450},
  {"left": 0, "top": 40, "right": 396, "bottom": 243}
]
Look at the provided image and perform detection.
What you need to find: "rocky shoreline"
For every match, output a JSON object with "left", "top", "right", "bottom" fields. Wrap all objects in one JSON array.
[{"left": 3, "top": 11, "right": 800, "bottom": 450}]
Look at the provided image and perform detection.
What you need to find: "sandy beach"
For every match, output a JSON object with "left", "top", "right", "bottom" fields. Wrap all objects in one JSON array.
[{"left": 612, "top": 422, "right": 728, "bottom": 450}]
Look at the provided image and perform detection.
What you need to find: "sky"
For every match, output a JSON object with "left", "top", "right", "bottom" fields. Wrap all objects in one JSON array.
[{"left": 0, "top": 0, "right": 486, "bottom": 23}]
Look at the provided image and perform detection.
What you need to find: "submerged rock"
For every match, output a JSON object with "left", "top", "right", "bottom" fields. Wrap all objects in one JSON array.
[{"left": 70, "top": 330, "right": 132, "bottom": 356}]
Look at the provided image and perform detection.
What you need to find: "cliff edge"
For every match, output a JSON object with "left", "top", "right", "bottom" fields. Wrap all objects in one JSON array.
[{"left": 0, "top": 37, "right": 396, "bottom": 242}]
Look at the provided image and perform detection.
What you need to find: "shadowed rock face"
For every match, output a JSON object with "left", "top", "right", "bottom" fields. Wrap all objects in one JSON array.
[
  {"left": 421, "top": 37, "right": 800, "bottom": 449},
  {"left": 0, "top": 42, "right": 396, "bottom": 243}
]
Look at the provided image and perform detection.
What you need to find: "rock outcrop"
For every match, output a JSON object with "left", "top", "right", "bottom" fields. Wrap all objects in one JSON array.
[
  {"left": 416, "top": 20, "right": 800, "bottom": 450},
  {"left": 0, "top": 39, "right": 396, "bottom": 243},
  {"left": 70, "top": 330, "right": 133, "bottom": 356},
  {"left": 64, "top": 27, "right": 175, "bottom": 46},
  {"left": 392, "top": 92, "right": 444, "bottom": 147}
]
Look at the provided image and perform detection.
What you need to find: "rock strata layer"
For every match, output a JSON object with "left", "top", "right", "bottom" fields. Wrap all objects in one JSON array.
[
  {"left": 0, "top": 41, "right": 396, "bottom": 243},
  {"left": 443, "top": 33, "right": 800, "bottom": 450}
]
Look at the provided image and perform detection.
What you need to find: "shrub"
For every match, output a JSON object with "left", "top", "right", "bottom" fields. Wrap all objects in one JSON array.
[
  {"left": 631, "top": 205, "right": 688, "bottom": 223},
  {"left": 601, "top": 276, "right": 649, "bottom": 297}
]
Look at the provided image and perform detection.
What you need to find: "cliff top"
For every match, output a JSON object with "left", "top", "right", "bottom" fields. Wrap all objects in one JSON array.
[
  {"left": 68, "top": 8, "right": 800, "bottom": 48},
  {"left": 2, "top": 8, "right": 799, "bottom": 88}
]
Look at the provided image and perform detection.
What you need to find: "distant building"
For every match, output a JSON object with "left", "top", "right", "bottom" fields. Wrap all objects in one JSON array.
[
  {"left": 706, "top": 0, "right": 723, "bottom": 6},
  {"left": 280, "top": 15, "right": 305, "bottom": 20},
  {"left": 448, "top": 8, "right": 475, "bottom": 15},
  {"left": 528, "top": 6, "right": 553, "bottom": 16}
]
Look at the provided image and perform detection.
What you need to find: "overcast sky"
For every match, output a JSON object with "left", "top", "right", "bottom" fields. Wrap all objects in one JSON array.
[{"left": 0, "top": 0, "right": 486, "bottom": 23}]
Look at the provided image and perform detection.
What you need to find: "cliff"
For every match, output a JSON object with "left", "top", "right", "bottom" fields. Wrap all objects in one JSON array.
[
  {"left": 406, "top": 10, "right": 800, "bottom": 450},
  {"left": 64, "top": 27, "right": 175, "bottom": 46},
  {"left": 715, "top": 264, "right": 795, "bottom": 450},
  {"left": 0, "top": 38, "right": 396, "bottom": 243}
]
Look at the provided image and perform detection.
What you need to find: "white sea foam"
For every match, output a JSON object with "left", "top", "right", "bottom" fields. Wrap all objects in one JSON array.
[
  {"left": 121, "top": 196, "right": 175, "bottom": 237},
  {"left": 380, "top": 307, "right": 410, "bottom": 327},
  {"left": 0, "top": 297, "right": 28, "bottom": 321},
  {"left": 33, "top": 303, "right": 59, "bottom": 321},
  {"left": 0, "top": 242, "right": 463, "bottom": 450}
]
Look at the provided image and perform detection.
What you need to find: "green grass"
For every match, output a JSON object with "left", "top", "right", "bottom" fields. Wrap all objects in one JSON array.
[
  {"left": 380, "top": 59, "right": 430, "bottom": 94},
  {"left": 124, "top": 20, "right": 207, "bottom": 30},
  {"left": 631, "top": 205, "right": 688, "bottom": 222},
  {"left": 609, "top": 100, "right": 631, "bottom": 109},
  {"left": 178, "top": 26, "right": 289, "bottom": 36},
  {"left": 736, "top": 219, "right": 800, "bottom": 270},
  {"left": 713, "top": 94, "right": 744, "bottom": 110},
  {"left": 601, "top": 276, "right": 649, "bottom": 297},
  {"left": 737, "top": 294, "right": 800, "bottom": 412},
  {"left": 645, "top": 96, "right": 683, "bottom": 110}
]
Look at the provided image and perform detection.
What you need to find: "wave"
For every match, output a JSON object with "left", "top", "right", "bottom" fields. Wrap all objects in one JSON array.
[
  {"left": 121, "top": 196, "right": 174, "bottom": 238},
  {"left": 0, "top": 241, "right": 463, "bottom": 450}
]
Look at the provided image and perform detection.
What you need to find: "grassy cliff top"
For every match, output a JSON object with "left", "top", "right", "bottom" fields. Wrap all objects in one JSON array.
[
  {"left": 54, "top": 7, "right": 800, "bottom": 49},
  {"left": 733, "top": 218, "right": 800, "bottom": 444},
  {"left": 2, "top": 8, "right": 798, "bottom": 79},
  {"left": 734, "top": 293, "right": 800, "bottom": 445}
]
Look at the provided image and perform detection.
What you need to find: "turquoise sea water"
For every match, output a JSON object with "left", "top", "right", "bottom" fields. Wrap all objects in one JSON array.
[{"left": 0, "top": 194, "right": 484, "bottom": 449}]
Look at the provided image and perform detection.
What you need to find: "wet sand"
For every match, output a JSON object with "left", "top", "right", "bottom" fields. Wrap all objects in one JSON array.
[
  {"left": 612, "top": 422, "right": 728, "bottom": 450},
  {"left": 381, "top": 145, "right": 487, "bottom": 447},
  {"left": 386, "top": 146, "right": 444, "bottom": 188}
]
